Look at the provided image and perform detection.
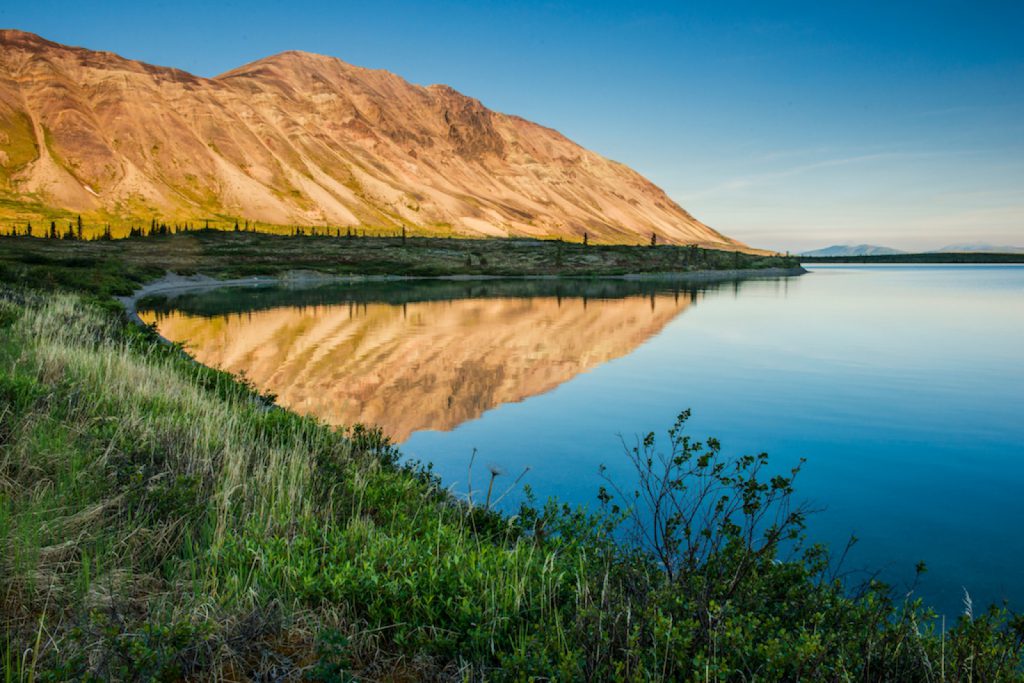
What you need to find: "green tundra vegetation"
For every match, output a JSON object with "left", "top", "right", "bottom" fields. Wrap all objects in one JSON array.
[
  {"left": 0, "top": 227, "right": 799, "bottom": 284},
  {"left": 1, "top": 234, "right": 1022, "bottom": 681}
]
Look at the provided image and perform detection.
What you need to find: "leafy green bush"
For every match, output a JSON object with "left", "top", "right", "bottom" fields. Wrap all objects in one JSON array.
[{"left": 1, "top": 287, "right": 1021, "bottom": 680}]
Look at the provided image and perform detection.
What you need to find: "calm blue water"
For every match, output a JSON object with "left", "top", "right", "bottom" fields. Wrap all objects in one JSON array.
[
  {"left": 402, "top": 265, "right": 1024, "bottom": 616},
  {"left": 146, "top": 265, "right": 1024, "bottom": 616}
]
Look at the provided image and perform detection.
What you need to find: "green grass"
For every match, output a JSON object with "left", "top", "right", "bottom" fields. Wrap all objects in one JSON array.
[
  {"left": 0, "top": 247, "right": 1022, "bottom": 680},
  {"left": 0, "top": 194, "right": 75, "bottom": 225},
  {"left": 0, "top": 111, "right": 39, "bottom": 189}
]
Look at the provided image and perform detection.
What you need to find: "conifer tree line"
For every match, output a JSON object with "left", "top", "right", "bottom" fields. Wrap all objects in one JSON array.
[
  {"left": 0, "top": 220, "right": 708, "bottom": 255},
  {"left": 1, "top": 216, "right": 417, "bottom": 241}
]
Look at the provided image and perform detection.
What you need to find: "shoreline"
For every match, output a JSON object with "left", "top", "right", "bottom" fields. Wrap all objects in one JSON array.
[
  {"left": 117, "top": 266, "right": 807, "bottom": 330},
  {"left": 7, "top": 265, "right": 1021, "bottom": 678}
]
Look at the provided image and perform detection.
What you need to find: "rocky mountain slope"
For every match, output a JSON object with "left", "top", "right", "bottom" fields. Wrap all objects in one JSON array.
[{"left": 0, "top": 29, "right": 749, "bottom": 248}]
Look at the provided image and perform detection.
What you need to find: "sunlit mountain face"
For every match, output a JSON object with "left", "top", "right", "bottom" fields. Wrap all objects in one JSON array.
[
  {"left": 0, "top": 29, "right": 748, "bottom": 250},
  {"left": 139, "top": 284, "right": 697, "bottom": 441}
]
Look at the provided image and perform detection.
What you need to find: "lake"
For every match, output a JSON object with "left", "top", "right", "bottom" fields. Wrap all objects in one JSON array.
[{"left": 138, "top": 264, "right": 1024, "bottom": 617}]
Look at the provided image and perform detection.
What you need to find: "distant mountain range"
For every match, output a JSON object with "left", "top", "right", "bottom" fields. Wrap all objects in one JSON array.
[
  {"left": 0, "top": 29, "right": 750, "bottom": 250},
  {"left": 932, "top": 243, "right": 1024, "bottom": 254},
  {"left": 800, "top": 244, "right": 906, "bottom": 257},
  {"left": 801, "top": 243, "right": 1024, "bottom": 256}
]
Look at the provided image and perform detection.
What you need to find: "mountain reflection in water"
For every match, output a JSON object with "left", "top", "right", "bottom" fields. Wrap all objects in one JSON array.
[
  {"left": 137, "top": 267, "right": 1024, "bottom": 618},
  {"left": 138, "top": 279, "right": 727, "bottom": 440}
]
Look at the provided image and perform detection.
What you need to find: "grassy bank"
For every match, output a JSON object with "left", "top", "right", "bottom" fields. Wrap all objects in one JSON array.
[
  {"left": 0, "top": 230, "right": 797, "bottom": 291},
  {"left": 1, "top": 253, "right": 1022, "bottom": 679}
]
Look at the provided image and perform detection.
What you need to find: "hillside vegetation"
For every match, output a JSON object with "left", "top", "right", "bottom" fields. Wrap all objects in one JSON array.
[
  {"left": 0, "top": 241, "right": 1021, "bottom": 680},
  {"left": 0, "top": 230, "right": 798, "bottom": 287},
  {"left": 0, "top": 29, "right": 747, "bottom": 250}
]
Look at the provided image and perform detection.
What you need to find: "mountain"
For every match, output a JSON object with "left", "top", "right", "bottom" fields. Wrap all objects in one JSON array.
[
  {"left": 800, "top": 244, "right": 906, "bottom": 257},
  {"left": 933, "top": 243, "right": 1024, "bottom": 254},
  {"left": 0, "top": 30, "right": 749, "bottom": 249},
  {"left": 141, "top": 291, "right": 692, "bottom": 441}
]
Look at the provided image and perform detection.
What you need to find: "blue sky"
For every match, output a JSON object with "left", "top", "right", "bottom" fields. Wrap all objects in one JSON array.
[{"left": 4, "top": 1, "right": 1022, "bottom": 251}]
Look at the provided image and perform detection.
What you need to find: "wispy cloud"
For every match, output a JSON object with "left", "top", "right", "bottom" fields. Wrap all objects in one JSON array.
[
  {"left": 681, "top": 150, "right": 962, "bottom": 201},
  {"left": 906, "top": 102, "right": 1024, "bottom": 121},
  {"left": 750, "top": 146, "right": 833, "bottom": 163}
]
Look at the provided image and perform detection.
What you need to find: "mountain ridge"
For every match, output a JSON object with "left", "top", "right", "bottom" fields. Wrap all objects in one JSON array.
[
  {"left": 799, "top": 242, "right": 1024, "bottom": 256},
  {"left": 0, "top": 30, "right": 751, "bottom": 249},
  {"left": 932, "top": 243, "right": 1024, "bottom": 254},
  {"left": 800, "top": 244, "right": 906, "bottom": 257}
]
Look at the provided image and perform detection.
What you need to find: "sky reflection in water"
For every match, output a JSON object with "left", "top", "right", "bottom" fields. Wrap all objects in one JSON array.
[{"left": 141, "top": 265, "right": 1024, "bottom": 617}]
